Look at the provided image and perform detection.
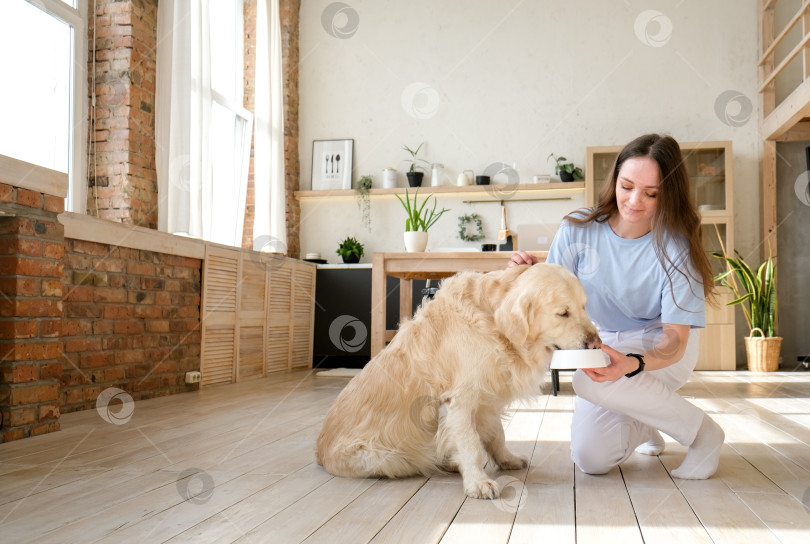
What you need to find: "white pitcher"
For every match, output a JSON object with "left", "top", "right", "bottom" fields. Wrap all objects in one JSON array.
[{"left": 431, "top": 163, "right": 444, "bottom": 186}]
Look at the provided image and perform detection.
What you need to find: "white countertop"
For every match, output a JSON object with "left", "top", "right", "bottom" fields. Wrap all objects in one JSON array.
[{"left": 315, "top": 263, "right": 373, "bottom": 269}]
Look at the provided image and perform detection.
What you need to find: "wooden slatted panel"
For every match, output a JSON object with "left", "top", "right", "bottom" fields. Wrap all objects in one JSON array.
[
  {"left": 204, "top": 255, "right": 238, "bottom": 312},
  {"left": 266, "top": 325, "right": 290, "bottom": 373},
  {"left": 201, "top": 327, "right": 236, "bottom": 386},
  {"left": 237, "top": 254, "right": 267, "bottom": 381},
  {"left": 290, "top": 324, "right": 311, "bottom": 369},
  {"left": 268, "top": 261, "right": 292, "bottom": 317},
  {"left": 240, "top": 258, "right": 266, "bottom": 314},
  {"left": 290, "top": 262, "right": 316, "bottom": 369},
  {"left": 239, "top": 325, "right": 265, "bottom": 380},
  {"left": 267, "top": 259, "right": 292, "bottom": 373},
  {"left": 200, "top": 245, "right": 315, "bottom": 383},
  {"left": 201, "top": 245, "right": 240, "bottom": 386},
  {"left": 292, "top": 264, "right": 314, "bottom": 315}
]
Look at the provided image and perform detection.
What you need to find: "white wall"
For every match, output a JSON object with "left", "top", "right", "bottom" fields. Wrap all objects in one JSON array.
[{"left": 298, "top": 0, "right": 759, "bottom": 262}]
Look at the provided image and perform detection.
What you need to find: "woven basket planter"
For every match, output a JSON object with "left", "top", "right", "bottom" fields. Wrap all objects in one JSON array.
[{"left": 744, "top": 328, "right": 782, "bottom": 372}]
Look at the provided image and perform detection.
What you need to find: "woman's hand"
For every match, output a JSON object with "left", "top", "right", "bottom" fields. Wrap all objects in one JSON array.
[
  {"left": 581, "top": 344, "right": 640, "bottom": 382},
  {"left": 508, "top": 251, "right": 539, "bottom": 268}
]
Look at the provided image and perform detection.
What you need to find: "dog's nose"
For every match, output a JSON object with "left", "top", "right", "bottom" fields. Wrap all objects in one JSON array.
[{"left": 586, "top": 334, "right": 602, "bottom": 349}]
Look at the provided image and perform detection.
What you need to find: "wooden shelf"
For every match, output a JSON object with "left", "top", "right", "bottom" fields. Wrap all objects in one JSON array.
[
  {"left": 295, "top": 182, "right": 584, "bottom": 201},
  {"left": 697, "top": 209, "right": 732, "bottom": 221}
]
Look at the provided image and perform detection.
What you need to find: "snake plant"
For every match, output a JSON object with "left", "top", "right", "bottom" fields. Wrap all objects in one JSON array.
[{"left": 712, "top": 250, "right": 777, "bottom": 337}]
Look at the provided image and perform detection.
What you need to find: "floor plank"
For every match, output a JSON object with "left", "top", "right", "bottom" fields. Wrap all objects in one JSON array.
[
  {"left": 165, "top": 463, "right": 334, "bottom": 543},
  {"left": 736, "top": 491, "right": 810, "bottom": 544},
  {"left": 302, "top": 478, "right": 427, "bottom": 544},
  {"left": 231, "top": 474, "right": 378, "bottom": 543},
  {"left": 620, "top": 455, "right": 713, "bottom": 544},
  {"left": 674, "top": 479, "right": 783, "bottom": 544},
  {"left": 92, "top": 472, "right": 285, "bottom": 544},
  {"left": 509, "top": 394, "right": 575, "bottom": 544},
  {"left": 0, "top": 370, "right": 808, "bottom": 543},
  {"left": 574, "top": 469, "right": 644, "bottom": 544},
  {"left": 627, "top": 486, "right": 714, "bottom": 544},
  {"left": 368, "top": 479, "right": 467, "bottom": 544}
]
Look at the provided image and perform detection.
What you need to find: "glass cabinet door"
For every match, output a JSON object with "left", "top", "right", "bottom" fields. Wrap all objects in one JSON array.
[
  {"left": 588, "top": 142, "right": 731, "bottom": 214},
  {"left": 586, "top": 147, "right": 621, "bottom": 206},
  {"left": 683, "top": 147, "right": 727, "bottom": 212}
]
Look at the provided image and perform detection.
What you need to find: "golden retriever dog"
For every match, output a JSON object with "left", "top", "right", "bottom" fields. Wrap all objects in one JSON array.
[{"left": 316, "top": 263, "right": 601, "bottom": 499}]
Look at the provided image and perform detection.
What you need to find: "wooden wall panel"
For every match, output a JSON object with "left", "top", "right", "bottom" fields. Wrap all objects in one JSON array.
[
  {"left": 201, "top": 245, "right": 315, "bottom": 385},
  {"left": 201, "top": 246, "right": 240, "bottom": 386}
]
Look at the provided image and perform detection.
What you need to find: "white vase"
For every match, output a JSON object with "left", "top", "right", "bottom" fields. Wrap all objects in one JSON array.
[
  {"left": 404, "top": 231, "right": 428, "bottom": 252},
  {"left": 382, "top": 168, "right": 398, "bottom": 188}
]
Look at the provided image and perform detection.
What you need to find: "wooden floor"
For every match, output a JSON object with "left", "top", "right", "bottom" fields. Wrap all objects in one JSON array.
[{"left": 1, "top": 370, "right": 810, "bottom": 543}]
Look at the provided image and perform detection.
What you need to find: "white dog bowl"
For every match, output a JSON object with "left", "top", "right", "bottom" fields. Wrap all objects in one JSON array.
[{"left": 550, "top": 349, "right": 610, "bottom": 369}]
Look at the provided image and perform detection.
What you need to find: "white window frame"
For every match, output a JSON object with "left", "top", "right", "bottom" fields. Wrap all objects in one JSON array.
[
  {"left": 207, "top": 0, "right": 252, "bottom": 246},
  {"left": 209, "top": 89, "right": 253, "bottom": 246},
  {"left": 26, "top": 0, "right": 88, "bottom": 213}
]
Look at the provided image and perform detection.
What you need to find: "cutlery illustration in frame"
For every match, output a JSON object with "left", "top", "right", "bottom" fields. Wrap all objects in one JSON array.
[{"left": 311, "top": 139, "right": 354, "bottom": 190}]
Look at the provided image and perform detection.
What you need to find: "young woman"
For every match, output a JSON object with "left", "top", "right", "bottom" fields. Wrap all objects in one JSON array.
[{"left": 509, "top": 133, "right": 724, "bottom": 479}]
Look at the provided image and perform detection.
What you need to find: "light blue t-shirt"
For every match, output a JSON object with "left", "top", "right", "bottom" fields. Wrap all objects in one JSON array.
[{"left": 546, "top": 216, "right": 706, "bottom": 333}]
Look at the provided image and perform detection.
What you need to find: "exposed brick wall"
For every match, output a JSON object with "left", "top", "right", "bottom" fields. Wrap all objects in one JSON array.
[
  {"left": 280, "top": 0, "right": 301, "bottom": 258},
  {"left": 61, "top": 240, "right": 201, "bottom": 413},
  {"left": 0, "top": 182, "right": 65, "bottom": 442},
  {"left": 87, "top": 0, "right": 158, "bottom": 229}
]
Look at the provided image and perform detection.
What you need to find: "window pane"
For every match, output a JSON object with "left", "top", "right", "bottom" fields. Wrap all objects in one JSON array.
[
  {"left": 0, "top": 0, "right": 71, "bottom": 173},
  {"left": 209, "top": 1, "right": 238, "bottom": 101},
  {"left": 210, "top": 101, "right": 239, "bottom": 245}
]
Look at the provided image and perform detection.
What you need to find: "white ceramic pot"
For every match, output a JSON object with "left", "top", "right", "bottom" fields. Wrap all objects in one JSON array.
[
  {"left": 403, "top": 231, "right": 428, "bottom": 252},
  {"left": 382, "top": 168, "right": 398, "bottom": 188}
]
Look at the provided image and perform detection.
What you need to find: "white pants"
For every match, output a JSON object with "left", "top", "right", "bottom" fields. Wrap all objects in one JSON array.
[{"left": 570, "top": 327, "right": 705, "bottom": 474}]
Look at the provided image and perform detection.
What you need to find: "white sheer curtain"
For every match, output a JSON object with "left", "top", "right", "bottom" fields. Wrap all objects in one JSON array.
[
  {"left": 253, "top": 0, "right": 286, "bottom": 252},
  {"left": 157, "top": 0, "right": 266, "bottom": 248},
  {"left": 156, "top": 0, "right": 211, "bottom": 238}
]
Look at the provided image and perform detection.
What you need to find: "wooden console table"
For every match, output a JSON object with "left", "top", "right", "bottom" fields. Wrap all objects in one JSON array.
[{"left": 370, "top": 251, "right": 547, "bottom": 357}]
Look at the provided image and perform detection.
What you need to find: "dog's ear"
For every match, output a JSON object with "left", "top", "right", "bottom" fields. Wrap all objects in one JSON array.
[{"left": 494, "top": 291, "right": 533, "bottom": 346}]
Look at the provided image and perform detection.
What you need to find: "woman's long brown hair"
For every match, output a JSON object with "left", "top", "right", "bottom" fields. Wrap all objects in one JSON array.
[{"left": 567, "top": 134, "right": 716, "bottom": 305}]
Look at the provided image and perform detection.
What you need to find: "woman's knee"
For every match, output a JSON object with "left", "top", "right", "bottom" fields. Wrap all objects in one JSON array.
[
  {"left": 570, "top": 419, "right": 632, "bottom": 475},
  {"left": 571, "top": 441, "right": 614, "bottom": 475}
]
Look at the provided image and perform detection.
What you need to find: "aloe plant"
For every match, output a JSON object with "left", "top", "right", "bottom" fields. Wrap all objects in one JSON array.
[
  {"left": 712, "top": 250, "right": 777, "bottom": 337},
  {"left": 402, "top": 143, "right": 429, "bottom": 173},
  {"left": 394, "top": 188, "right": 450, "bottom": 232}
]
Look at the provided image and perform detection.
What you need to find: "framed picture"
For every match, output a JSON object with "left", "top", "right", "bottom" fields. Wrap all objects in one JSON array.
[{"left": 311, "top": 139, "right": 353, "bottom": 190}]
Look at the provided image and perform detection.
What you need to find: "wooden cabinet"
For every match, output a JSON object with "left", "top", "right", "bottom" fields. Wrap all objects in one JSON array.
[
  {"left": 200, "top": 245, "right": 315, "bottom": 386},
  {"left": 586, "top": 141, "right": 736, "bottom": 370}
]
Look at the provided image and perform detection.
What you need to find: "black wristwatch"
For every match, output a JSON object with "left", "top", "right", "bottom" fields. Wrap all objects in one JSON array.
[{"left": 625, "top": 353, "right": 645, "bottom": 378}]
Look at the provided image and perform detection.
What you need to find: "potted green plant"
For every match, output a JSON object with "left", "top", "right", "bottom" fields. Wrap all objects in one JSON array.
[
  {"left": 403, "top": 143, "right": 429, "bottom": 187},
  {"left": 713, "top": 250, "right": 781, "bottom": 371},
  {"left": 548, "top": 153, "right": 584, "bottom": 182},
  {"left": 336, "top": 236, "right": 364, "bottom": 264},
  {"left": 355, "top": 175, "right": 373, "bottom": 231},
  {"left": 395, "top": 187, "right": 450, "bottom": 252}
]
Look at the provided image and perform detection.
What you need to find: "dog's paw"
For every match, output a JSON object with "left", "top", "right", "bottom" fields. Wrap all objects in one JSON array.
[
  {"left": 464, "top": 478, "right": 500, "bottom": 499},
  {"left": 496, "top": 454, "right": 529, "bottom": 471}
]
